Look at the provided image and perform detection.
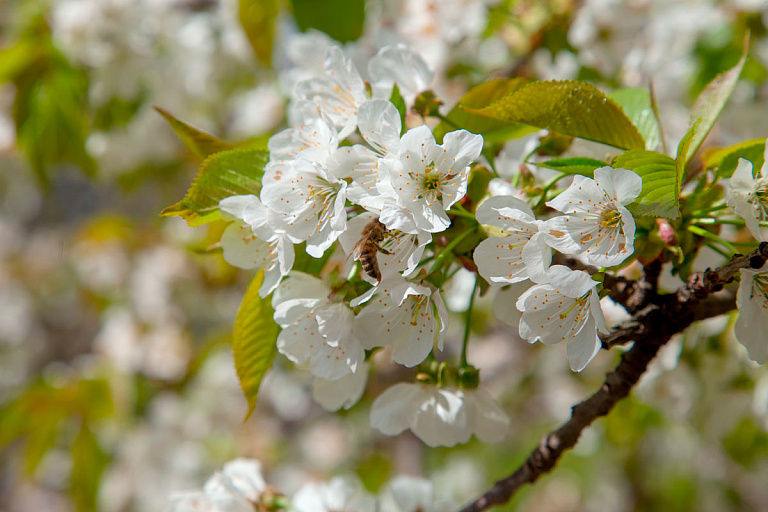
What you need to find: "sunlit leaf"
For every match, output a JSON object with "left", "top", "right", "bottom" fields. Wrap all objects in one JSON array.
[
  {"left": 610, "top": 88, "right": 661, "bottom": 151},
  {"left": 615, "top": 150, "right": 680, "bottom": 218},
  {"left": 676, "top": 119, "right": 699, "bottom": 182},
  {"left": 433, "top": 78, "right": 536, "bottom": 143},
  {"left": 233, "top": 271, "right": 280, "bottom": 419},
  {"left": 678, "top": 50, "right": 747, "bottom": 166},
  {"left": 702, "top": 138, "right": 766, "bottom": 178},
  {"left": 155, "top": 107, "right": 232, "bottom": 159},
  {"left": 535, "top": 157, "right": 607, "bottom": 176},
  {"left": 467, "top": 80, "right": 646, "bottom": 150},
  {"left": 160, "top": 147, "right": 268, "bottom": 226},
  {"left": 291, "top": 0, "right": 365, "bottom": 43},
  {"left": 238, "top": 0, "right": 279, "bottom": 66},
  {"left": 70, "top": 425, "right": 108, "bottom": 512},
  {"left": 389, "top": 83, "right": 406, "bottom": 134}
]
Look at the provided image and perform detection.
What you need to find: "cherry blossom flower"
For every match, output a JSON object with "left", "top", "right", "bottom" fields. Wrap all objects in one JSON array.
[
  {"left": 311, "top": 361, "right": 369, "bottom": 412},
  {"left": 367, "top": 44, "right": 433, "bottom": 104},
  {"left": 516, "top": 265, "right": 608, "bottom": 372},
  {"left": 378, "top": 475, "right": 455, "bottom": 512},
  {"left": 273, "top": 272, "right": 364, "bottom": 380},
  {"left": 370, "top": 383, "right": 509, "bottom": 447},
  {"left": 218, "top": 195, "right": 294, "bottom": 297},
  {"left": 388, "top": 126, "right": 483, "bottom": 233},
  {"left": 726, "top": 141, "right": 768, "bottom": 241},
  {"left": 260, "top": 158, "right": 347, "bottom": 258},
  {"left": 295, "top": 46, "right": 367, "bottom": 139},
  {"left": 473, "top": 195, "right": 552, "bottom": 284},
  {"left": 546, "top": 166, "right": 642, "bottom": 267},
  {"left": 735, "top": 260, "right": 768, "bottom": 364},
  {"left": 292, "top": 476, "right": 376, "bottom": 512},
  {"left": 354, "top": 278, "right": 448, "bottom": 367},
  {"left": 267, "top": 107, "right": 338, "bottom": 165},
  {"left": 170, "top": 459, "right": 267, "bottom": 512}
]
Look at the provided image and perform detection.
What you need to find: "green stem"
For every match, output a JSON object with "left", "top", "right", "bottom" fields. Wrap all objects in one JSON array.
[
  {"left": 535, "top": 172, "right": 568, "bottom": 210},
  {"left": 461, "top": 275, "right": 478, "bottom": 367},
  {"left": 693, "top": 218, "right": 745, "bottom": 227},
  {"left": 687, "top": 225, "right": 737, "bottom": 255},
  {"left": 429, "top": 228, "right": 477, "bottom": 274},
  {"left": 435, "top": 113, "right": 461, "bottom": 130}
]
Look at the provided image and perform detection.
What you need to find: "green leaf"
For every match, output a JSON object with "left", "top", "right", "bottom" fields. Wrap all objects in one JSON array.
[
  {"left": 433, "top": 78, "right": 535, "bottom": 143},
  {"left": 233, "top": 271, "right": 280, "bottom": 419},
  {"left": 536, "top": 157, "right": 607, "bottom": 176},
  {"left": 160, "top": 147, "right": 268, "bottom": 226},
  {"left": 70, "top": 425, "right": 108, "bottom": 512},
  {"left": 615, "top": 150, "right": 680, "bottom": 218},
  {"left": 467, "top": 80, "right": 646, "bottom": 150},
  {"left": 678, "top": 50, "right": 747, "bottom": 166},
  {"left": 389, "top": 83, "right": 406, "bottom": 134},
  {"left": 609, "top": 87, "right": 661, "bottom": 151},
  {"left": 291, "top": 0, "right": 365, "bottom": 43},
  {"left": 676, "top": 119, "right": 699, "bottom": 183},
  {"left": 238, "top": 0, "right": 279, "bottom": 66},
  {"left": 155, "top": 107, "right": 233, "bottom": 159},
  {"left": 703, "top": 138, "right": 766, "bottom": 178}
]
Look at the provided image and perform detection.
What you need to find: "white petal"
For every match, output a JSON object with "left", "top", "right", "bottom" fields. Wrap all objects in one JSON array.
[
  {"left": 367, "top": 44, "right": 433, "bottom": 102},
  {"left": 566, "top": 314, "right": 602, "bottom": 372},
  {"left": 735, "top": 264, "right": 768, "bottom": 364},
  {"left": 312, "top": 362, "right": 369, "bottom": 411},
  {"left": 594, "top": 166, "right": 642, "bottom": 204},
  {"left": 370, "top": 383, "right": 423, "bottom": 435},
  {"left": 464, "top": 389, "right": 510, "bottom": 443},
  {"left": 357, "top": 99, "right": 402, "bottom": 155}
]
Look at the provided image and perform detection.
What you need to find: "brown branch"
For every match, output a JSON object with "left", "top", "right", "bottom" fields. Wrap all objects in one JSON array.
[{"left": 459, "top": 242, "right": 767, "bottom": 512}]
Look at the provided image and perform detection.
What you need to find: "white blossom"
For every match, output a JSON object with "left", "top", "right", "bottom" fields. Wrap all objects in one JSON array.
[
  {"left": 260, "top": 158, "right": 347, "bottom": 258},
  {"left": 370, "top": 383, "right": 509, "bottom": 447},
  {"left": 726, "top": 141, "right": 768, "bottom": 242},
  {"left": 735, "top": 260, "right": 768, "bottom": 364},
  {"left": 367, "top": 44, "right": 433, "bottom": 104},
  {"left": 169, "top": 459, "right": 266, "bottom": 512},
  {"left": 312, "top": 361, "right": 370, "bottom": 412},
  {"left": 292, "top": 476, "right": 376, "bottom": 512},
  {"left": 267, "top": 108, "right": 338, "bottom": 166},
  {"left": 473, "top": 195, "right": 552, "bottom": 284},
  {"left": 388, "top": 125, "right": 483, "bottom": 233},
  {"left": 273, "top": 272, "right": 364, "bottom": 380},
  {"left": 219, "top": 195, "right": 294, "bottom": 297},
  {"left": 546, "top": 166, "right": 641, "bottom": 267},
  {"left": 516, "top": 265, "right": 608, "bottom": 372},
  {"left": 295, "top": 46, "right": 368, "bottom": 139},
  {"left": 378, "top": 476, "right": 454, "bottom": 512},
  {"left": 354, "top": 279, "right": 448, "bottom": 367}
]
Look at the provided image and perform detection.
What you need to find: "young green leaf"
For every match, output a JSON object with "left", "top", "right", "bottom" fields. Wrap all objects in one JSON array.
[
  {"left": 678, "top": 51, "right": 747, "bottom": 166},
  {"left": 238, "top": 0, "right": 279, "bottom": 67},
  {"left": 610, "top": 88, "right": 661, "bottom": 151},
  {"left": 155, "top": 107, "right": 233, "bottom": 159},
  {"left": 535, "top": 157, "right": 607, "bottom": 176},
  {"left": 233, "top": 271, "right": 280, "bottom": 420},
  {"left": 70, "top": 425, "right": 108, "bottom": 512},
  {"left": 676, "top": 119, "right": 700, "bottom": 184},
  {"left": 615, "top": 150, "right": 680, "bottom": 218},
  {"left": 703, "top": 138, "right": 767, "bottom": 178},
  {"left": 160, "top": 147, "right": 268, "bottom": 226},
  {"left": 389, "top": 83, "right": 407, "bottom": 134},
  {"left": 433, "top": 78, "right": 536, "bottom": 143},
  {"left": 467, "top": 80, "right": 646, "bottom": 150}
]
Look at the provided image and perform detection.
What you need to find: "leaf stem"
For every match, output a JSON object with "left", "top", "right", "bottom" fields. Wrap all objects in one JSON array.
[{"left": 461, "top": 275, "right": 478, "bottom": 367}]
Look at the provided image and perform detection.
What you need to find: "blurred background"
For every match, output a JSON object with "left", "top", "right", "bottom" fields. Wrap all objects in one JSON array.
[{"left": 2, "top": 0, "right": 768, "bottom": 511}]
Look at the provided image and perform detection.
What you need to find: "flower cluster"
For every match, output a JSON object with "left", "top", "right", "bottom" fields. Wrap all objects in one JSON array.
[
  {"left": 171, "top": 458, "right": 452, "bottom": 512},
  {"left": 474, "top": 166, "right": 640, "bottom": 371},
  {"left": 217, "top": 44, "right": 504, "bottom": 447}
]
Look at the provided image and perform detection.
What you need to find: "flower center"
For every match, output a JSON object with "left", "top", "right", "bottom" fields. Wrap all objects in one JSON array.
[{"left": 599, "top": 207, "right": 622, "bottom": 229}]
